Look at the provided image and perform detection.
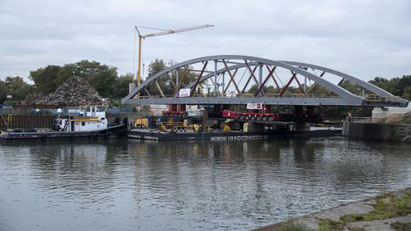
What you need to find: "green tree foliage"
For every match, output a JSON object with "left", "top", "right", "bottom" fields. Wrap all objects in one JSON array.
[
  {"left": 339, "top": 81, "right": 363, "bottom": 95},
  {"left": 3, "top": 59, "right": 409, "bottom": 109},
  {"left": 29, "top": 60, "right": 123, "bottom": 99},
  {"left": 246, "top": 84, "right": 278, "bottom": 95},
  {"left": 145, "top": 59, "right": 167, "bottom": 96},
  {"left": 307, "top": 84, "right": 334, "bottom": 96},
  {"left": 29, "top": 65, "right": 61, "bottom": 94},
  {"left": 370, "top": 75, "right": 411, "bottom": 100},
  {"left": 114, "top": 73, "right": 134, "bottom": 99},
  {"left": 0, "top": 76, "right": 34, "bottom": 103},
  {"left": 143, "top": 59, "right": 198, "bottom": 96},
  {"left": 63, "top": 60, "right": 118, "bottom": 98},
  {"left": 0, "top": 80, "right": 7, "bottom": 103}
]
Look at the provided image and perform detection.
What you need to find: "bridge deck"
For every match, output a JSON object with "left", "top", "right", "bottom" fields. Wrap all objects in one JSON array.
[{"left": 125, "top": 97, "right": 404, "bottom": 107}]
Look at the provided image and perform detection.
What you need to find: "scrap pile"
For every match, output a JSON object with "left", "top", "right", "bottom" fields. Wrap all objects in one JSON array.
[{"left": 33, "top": 77, "right": 109, "bottom": 106}]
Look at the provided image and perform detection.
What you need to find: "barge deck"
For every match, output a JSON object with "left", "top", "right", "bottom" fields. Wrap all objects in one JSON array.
[{"left": 128, "top": 128, "right": 341, "bottom": 141}]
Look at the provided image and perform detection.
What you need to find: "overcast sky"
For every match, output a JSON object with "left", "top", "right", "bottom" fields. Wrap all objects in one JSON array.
[{"left": 1, "top": 0, "right": 410, "bottom": 82}]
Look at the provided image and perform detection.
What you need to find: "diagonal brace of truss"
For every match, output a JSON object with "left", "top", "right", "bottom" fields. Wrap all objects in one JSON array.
[
  {"left": 222, "top": 59, "right": 241, "bottom": 95},
  {"left": 190, "top": 61, "right": 208, "bottom": 97},
  {"left": 243, "top": 60, "right": 262, "bottom": 94},
  {"left": 280, "top": 71, "right": 297, "bottom": 97},
  {"left": 223, "top": 69, "right": 238, "bottom": 94},
  {"left": 241, "top": 65, "right": 258, "bottom": 93},
  {"left": 254, "top": 66, "right": 277, "bottom": 96}
]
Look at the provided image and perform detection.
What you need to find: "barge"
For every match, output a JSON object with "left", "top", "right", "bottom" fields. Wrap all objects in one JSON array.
[
  {"left": 0, "top": 106, "right": 127, "bottom": 141},
  {"left": 128, "top": 127, "right": 341, "bottom": 141},
  {"left": 0, "top": 124, "right": 127, "bottom": 140}
]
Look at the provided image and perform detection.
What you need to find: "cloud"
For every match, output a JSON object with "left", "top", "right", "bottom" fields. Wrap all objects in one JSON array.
[{"left": 1, "top": 0, "right": 410, "bottom": 81}]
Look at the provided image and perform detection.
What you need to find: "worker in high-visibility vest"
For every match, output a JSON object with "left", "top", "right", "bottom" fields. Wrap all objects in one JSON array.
[{"left": 223, "top": 124, "right": 231, "bottom": 132}]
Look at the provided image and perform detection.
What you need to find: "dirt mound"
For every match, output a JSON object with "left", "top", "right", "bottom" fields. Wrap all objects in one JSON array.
[
  {"left": 383, "top": 111, "right": 411, "bottom": 124},
  {"left": 384, "top": 113, "right": 403, "bottom": 123},
  {"left": 33, "top": 77, "right": 109, "bottom": 107}
]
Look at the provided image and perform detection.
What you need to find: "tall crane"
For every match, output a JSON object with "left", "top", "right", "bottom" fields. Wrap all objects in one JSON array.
[{"left": 134, "top": 24, "right": 214, "bottom": 96}]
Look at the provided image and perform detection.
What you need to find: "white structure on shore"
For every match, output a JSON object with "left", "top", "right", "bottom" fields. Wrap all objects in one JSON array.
[{"left": 372, "top": 104, "right": 411, "bottom": 119}]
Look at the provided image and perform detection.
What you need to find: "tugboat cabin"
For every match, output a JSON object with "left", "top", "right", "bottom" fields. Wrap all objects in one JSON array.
[{"left": 55, "top": 106, "right": 107, "bottom": 132}]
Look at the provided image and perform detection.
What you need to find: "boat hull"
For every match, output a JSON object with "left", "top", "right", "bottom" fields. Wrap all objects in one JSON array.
[
  {"left": 0, "top": 124, "right": 127, "bottom": 141},
  {"left": 128, "top": 128, "right": 341, "bottom": 141}
]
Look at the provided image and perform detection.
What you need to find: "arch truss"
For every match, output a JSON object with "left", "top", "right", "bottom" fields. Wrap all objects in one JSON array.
[{"left": 122, "top": 55, "right": 408, "bottom": 107}]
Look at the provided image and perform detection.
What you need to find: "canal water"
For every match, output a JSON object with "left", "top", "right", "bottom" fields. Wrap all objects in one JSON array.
[{"left": 1, "top": 137, "right": 410, "bottom": 231}]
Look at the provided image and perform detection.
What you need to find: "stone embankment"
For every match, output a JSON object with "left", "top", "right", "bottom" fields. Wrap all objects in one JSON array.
[
  {"left": 342, "top": 120, "right": 411, "bottom": 143},
  {"left": 255, "top": 187, "right": 411, "bottom": 231},
  {"left": 342, "top": 112, "right": 411, "bottom": 142}
]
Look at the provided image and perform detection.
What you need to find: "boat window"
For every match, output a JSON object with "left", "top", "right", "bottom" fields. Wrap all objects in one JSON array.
[
  {"left": 101, "top": 117, "right": 105, "bottom": 120},
  {"left": 82, "top": 122, "right": 85, "bottom": 126}
]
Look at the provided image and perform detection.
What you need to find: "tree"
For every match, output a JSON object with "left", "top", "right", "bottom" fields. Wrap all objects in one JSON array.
[
  {"left": 0, "top": 80, "right": 7, "bottom": 103},
  {"left": 113, "top": 73, "right": 134, "bottom": 99},
  {"left": 398, "top": 75, "right": 411, "bottom": 100},
  {"left": 0, "top": 76, "right": 34, "bottom": 103},
  {"left": 29, "top": 60, "right": 119, "bottom": 99},
  {"left": 143, "top": 59, "right": 198, "bottom": 96},
  {"left": 340, "top": 81, "right": 363, "bottom": 95},
  {"left": 246, "top": 84, "right": 279, "bottom": 95},
  {"left": 144, "top": 59, "right": 168, "bottom": 96},
  {"left": 370, "top": 75, "right": 411, "bottom": 100},
  {"left": 29, "top": 65, "right": 61, "bottom": 94},
  {"left": 60, "top": 60, "right": 118, "bottom": 99}
]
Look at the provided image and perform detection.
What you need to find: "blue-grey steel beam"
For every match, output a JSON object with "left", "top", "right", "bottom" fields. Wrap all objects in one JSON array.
[
  {"left": 122, "top": 55, "right": 408, "bottom": 107},
  {"left": 281, "top": 61, "right": 408, "bottom": 106},
  {"left": 125, "top": 96, "right": 404, "bottom": 107},
  {"left": 214, "top": 60, "right": 217, "bottom": 97},
  {"left": 186, "top": 61, "right": 408, "bottom": 107},
  {"left": 122, "top": 55, "right": 360, "bottom": 103}
]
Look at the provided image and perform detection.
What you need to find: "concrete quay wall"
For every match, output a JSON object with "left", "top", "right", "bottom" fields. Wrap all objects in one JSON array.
[{"left": 342, "top": 120, "right": 411, "bottom": 143}]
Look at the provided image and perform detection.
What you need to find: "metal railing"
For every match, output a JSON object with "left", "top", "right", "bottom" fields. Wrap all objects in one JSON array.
[
  {"left": 364, "top": 94, "right": 398, "bottom": 103},
  {"left": 347, "top": 117, "right": 383, "bottom": 123}
]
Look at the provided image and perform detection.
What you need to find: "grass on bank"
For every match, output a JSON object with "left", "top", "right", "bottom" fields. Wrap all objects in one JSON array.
[
  {"left": 276, "top": 221, "right": 314, "bottom": 231},
  {"left": 340, "top": 192, "right": 411, "bottom": 223},
  {"left": 277, "top": 191, "right": 411, "bottom": 231}
]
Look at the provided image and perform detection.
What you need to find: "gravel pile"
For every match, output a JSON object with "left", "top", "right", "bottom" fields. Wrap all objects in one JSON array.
[{"left": 33, "top": 77, "right": 109, "bottom": 106}]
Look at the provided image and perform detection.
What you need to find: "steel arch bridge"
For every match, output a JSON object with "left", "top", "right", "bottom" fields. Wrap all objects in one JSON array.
[{"left": 122, "top": 55, "right": 408, "bottom": 107}]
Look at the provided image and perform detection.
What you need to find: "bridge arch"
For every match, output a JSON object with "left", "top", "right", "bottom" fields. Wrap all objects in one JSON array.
[{"left": 122, "top": 55, "right": 408, "bottom": 107}]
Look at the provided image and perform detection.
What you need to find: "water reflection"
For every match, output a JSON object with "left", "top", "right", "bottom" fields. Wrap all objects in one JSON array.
[{"left": 0, "top": 138, "right": 411, "bottom": 230}]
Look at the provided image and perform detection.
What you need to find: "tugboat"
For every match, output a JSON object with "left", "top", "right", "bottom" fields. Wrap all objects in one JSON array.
[{"left": 0, "top": 106, "right": 127, "bottom": 140}]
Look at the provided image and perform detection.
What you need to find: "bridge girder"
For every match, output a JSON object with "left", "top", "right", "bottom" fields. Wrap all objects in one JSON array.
[{"left": 122, "top": 55, "right": 408, "bottom": 107}]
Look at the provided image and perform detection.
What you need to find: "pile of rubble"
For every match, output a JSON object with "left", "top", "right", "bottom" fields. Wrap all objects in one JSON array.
[
  {"left": 33, "top": 77, "right": 109, "bottom": 106},
  {"left": 383, "top": 111, "right": 411, "bottom": 124}
]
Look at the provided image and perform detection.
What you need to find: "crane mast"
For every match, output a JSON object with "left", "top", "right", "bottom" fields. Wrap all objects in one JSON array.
[{"left": 134, "top": 24, "right": 214, "bottom": 98}]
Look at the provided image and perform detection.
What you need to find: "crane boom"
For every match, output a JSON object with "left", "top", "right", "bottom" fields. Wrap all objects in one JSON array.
[
  {"left": 142, "top": 24, "right": 214, "bottom": 38},
  {"left": 134, "top": 24, "right": 214, "bottom": 98}
]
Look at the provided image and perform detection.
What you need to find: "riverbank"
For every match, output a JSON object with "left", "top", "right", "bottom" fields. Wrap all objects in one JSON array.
[{"left": 255, "top": 187, "right": 411, "bottom": 231}]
